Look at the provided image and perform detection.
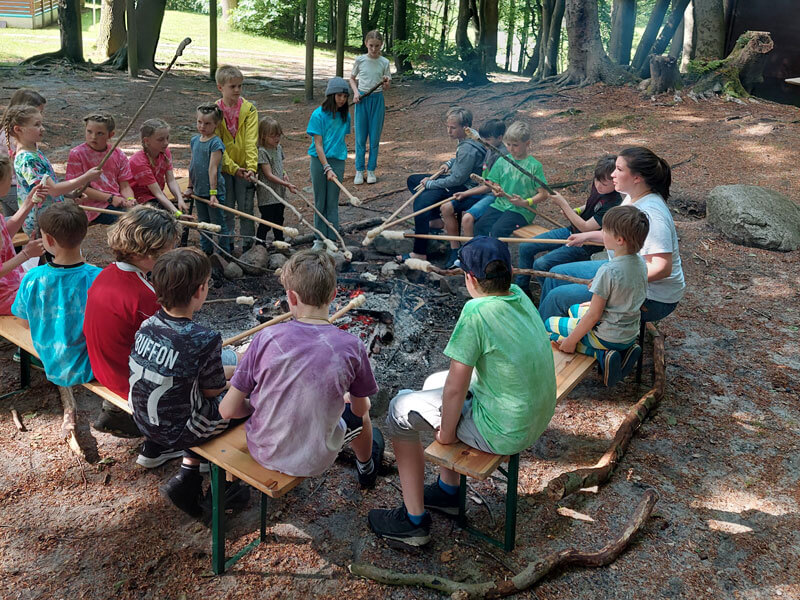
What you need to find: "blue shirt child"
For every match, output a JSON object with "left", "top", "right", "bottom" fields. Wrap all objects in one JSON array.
[
  {"left": 189, "top": 135, "right": 226, "bottom": 200},
  {"left": 307, "top": 106, "right": 351, "bottom": 161}
]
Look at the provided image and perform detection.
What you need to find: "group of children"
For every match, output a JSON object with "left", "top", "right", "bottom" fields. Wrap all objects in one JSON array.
[{"left": 0, "top": 27, "right": 684, "bottom": 550}]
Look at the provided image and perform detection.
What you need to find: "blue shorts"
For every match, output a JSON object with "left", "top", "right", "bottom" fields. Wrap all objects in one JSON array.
[{"left": 465, "top": 195, "right": 494, "bottom": 219}]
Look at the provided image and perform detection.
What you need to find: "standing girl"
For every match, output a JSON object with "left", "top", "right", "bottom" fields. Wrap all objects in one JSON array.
[
  {"left": 349, "top": 30, "right": 391, "bottom": 185},
  {"left": 0, "top": 89, "right": 46, "bottom": 217},
  {"left": 128, "top": 118, "right": 189, "bottom": 217},
  {"left": 256, "top": 116, "right": 298, "bottom": 243},
  {"left": 2, "top": 105, "right": 100, "bottom": 235},
  {"left": 306, "top": 77, "right": 350, "bottom": 251}
]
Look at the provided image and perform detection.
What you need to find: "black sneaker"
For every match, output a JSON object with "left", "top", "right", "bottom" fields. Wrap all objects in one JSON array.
[
  {"left": 423, "top": 480, "right": 459, "bottom": 517},
  {"left": 444, "top": 248, "right": 459, "bottom": 269},
  {"left": 161, "top": 469, "right": 204, "bottom": 518},
  {"left": 602, "top": 349, "right": 622, "bottom": 387},
  {"left": 620, "top": 344, "right": 642, "bottom": 380},
  {"left": 201, "top": 479, "right": 251, "bottom": 516},
  {"left": 93, "top": 407, "right": 142, "bottom": 438},
  {"left": 368, "top": 505, "right": 432, "bottom": 547},
  {"left": 136, "top": 441, "right": 184, "bottom": 468},
  {"left": 357, "top": 427, "right": 385, "bottom": 489}
]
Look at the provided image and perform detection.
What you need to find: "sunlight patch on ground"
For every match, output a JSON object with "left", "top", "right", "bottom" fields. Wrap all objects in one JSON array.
[
  {"left": 590, "top": 127, "right": 632, "bottom": 137},
  {"left": 693, "top": 486, "right": 795, "bottom": 516},
  {"left": 707, "top": 519, "right": 754, "bottom": 534}
]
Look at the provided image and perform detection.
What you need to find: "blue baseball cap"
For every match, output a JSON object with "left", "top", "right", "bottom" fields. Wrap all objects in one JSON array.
[{"left": 455, "top": 236, "right": 511, "bottom": 278}]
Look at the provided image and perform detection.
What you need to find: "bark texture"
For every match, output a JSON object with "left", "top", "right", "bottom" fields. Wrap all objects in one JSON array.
[
  {"left": 456, "top": 0, "right": 487, "bottom": 83},
  {"left": 690, "top": 30, "right": 773, "bottom": 97},
  {"left": 478, "top": 0, "right": 499, "bottom": 72},
  {"left": 97, "top": 0, "right": 126, "bottom": 57},
  {"left": 392, "top": 0, "right": 412, "bottom": 72},
  {"left": 693, "top": 0, "right": 724, "bottom": 59},
  {"left": 608, "top": 0, "right": 636, "bottom": 65},
  {"left": 638, "top": 0, "right": 691, "bottom": 78},
  {"left": 630, "top": 0, "right": 670, "bottom": 72}
]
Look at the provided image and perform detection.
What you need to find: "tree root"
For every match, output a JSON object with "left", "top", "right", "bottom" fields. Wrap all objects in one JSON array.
[
  {"left": 58, "top": 386, "right": 87, "bottom": 461},
  {"left": 542, "top": 323, "right": 666, "bottom": 501},
  {"left": 349, "top": 489, "right": 658, "bottom": 599}
]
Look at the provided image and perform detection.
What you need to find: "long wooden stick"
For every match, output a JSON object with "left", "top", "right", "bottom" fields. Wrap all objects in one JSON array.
[
  {"left": 380, "top": 195, "right": 455, "bottom": 231},
  {"left": 398, "top": 232, "right": 604, "bottom": 246},
  {"left": 349, "top": 77, "right": 387, "bottom": 106},
  {"left": 76, "top": 38, "right": 191, "bottom": 195},
  {"left": 403, "top": 258, "right": 593, "bottom": 285},
  {"left": 362, "top": 167, "right": 447, "bottom": 245},
  {"left": 465, "top": 127, "right": 555, "bottom": 194},
  {"left": 251, "top": 178, "right": 344, "bottom": 256},
  {"left": 79, "top": 204, "right": 218, "bottom": 231},
  {"left": 222, "top": 294, "right": 368, "bottom": 346},
  {"left": 192, "top": 195, "right": 299, "bottom": 237},
  {"left": 470, "top": 173, "right": 563, "bottom": 229},
  {"left": 331, "top": 176, "right": 362, "bottom": 206},
  {"left": 290, "top": 186, "right": 350, "bottom": 255}
]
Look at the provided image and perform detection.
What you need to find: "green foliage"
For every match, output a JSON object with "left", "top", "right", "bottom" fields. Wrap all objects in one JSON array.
[
  {"left": 392, "top": 39, "right": 465, "bottom": 80},
  {"left": 166, "top": 0, "right": 214, "bottom": 14},
  {"left": 231, "top": 0, "right": 303, "bottom": 37},
  {"left": 686, "top": 58, "right": 724, "bottom": 77}
]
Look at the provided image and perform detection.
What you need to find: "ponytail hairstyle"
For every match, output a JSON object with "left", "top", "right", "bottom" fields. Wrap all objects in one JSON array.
[
  {"left": 619, "top": 147, "right": 672, "bottom": 200},
  {"left": 364, "top": 30, "right": 384, "bottom": 45},
  {"left": 0, "top": 155, "right": 12, "bottom": 183},
  {"left": 9, "top": 88, "right": 46, "bottom": 110},
  {"left": 2, "top": 105, "right": 41, "bottom": 156}
]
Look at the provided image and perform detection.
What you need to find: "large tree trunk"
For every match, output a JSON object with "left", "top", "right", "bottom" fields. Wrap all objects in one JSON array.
[
  {"left": 534, "top": 0, "right": 564, "bottom": 79},
  {"left": 558, "top": 0, "right": 632, "bottom": 86},
  {"left": 60, "top": 0, "right": 84, "bottom": 62},
  {"left": 693, "top": 0, "right": 724, "bottom": 60},
  {"left": 504, "top": 0, "right": 516, "bottom": 71},
  {"left": 646, "top": 54, "right": 680, "bottom": 93},
  {"left": 680, "top": 1, "right": 695, "bottom": 72},
  {"left": 690, "top": 30, "right": 773, "bottom": 97},
  {"left": 135, "top": 0, "right": 166, "bottom": 74},
  {"left": 608, "top": 0, "right": 635, "bottom": 65},
  {"left": 220, "top": 0, "right": 237, "bottom": 19},
  {"left": 98, "top": 0, "right": 126, "bottom": 57},
  {"left": 478, "top": 0, "right": 499, "bottom": 72},
  {"left": 336, "top": 0, "right": 347, "bottom": 76},
  {"left": 392, "top": 0, "right": 412, "bottom": 72},
  {"left": 456, "top": 0, "right": 487, "bottom": 83},
  {"left": 638, "top": 0, "right": 691, "bottom": 78},
  {"left": 516, "top": 0, "right": 532, "bottom": 73},
  {"left": 360, "top": 0, "right": 383, "bottom": 48},
  {"left": 440, "top": 0, "right": 450, "bottom": 51},
  {"left": 305, "top": 0, "right": 315, "bottom": 101},
  {"left": 630, "top": 0, "right": 670, "bottom": 72},
  {"left": 668, "top": 14, "right": 684, "bottom": 60}
]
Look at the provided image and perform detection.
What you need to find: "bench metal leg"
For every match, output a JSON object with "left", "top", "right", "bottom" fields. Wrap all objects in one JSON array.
[
  {"left": 0, "top": 348, "right": 31, "bottom": 402},
  {"left": 210, "top": 465, "right": 269, "bottom": 575},
  {"left": 457, "top": 453, "right": 520, "bottom": 552}
]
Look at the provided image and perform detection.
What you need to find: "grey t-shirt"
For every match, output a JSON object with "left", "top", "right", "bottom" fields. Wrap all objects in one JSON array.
[
  {"left": 256, "top": 144, "right": 285, "bottom": 207},
  {"left": 189, "top": 135, "right": 226, "bottom": 201},
  {"left": 589, "top": 253, "right": 648, "bottom": 344}
]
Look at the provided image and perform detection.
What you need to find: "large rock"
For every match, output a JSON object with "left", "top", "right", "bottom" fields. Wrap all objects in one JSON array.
[
  {"left": 707, "top": 185, "right": 800, "bottom": 252},
  {"left": 239, "top": 244, "right": 271, "bottom": 274},
  {"left": 268, "top": 253, "right": 288, "bottom": 270},
  {"left": 223, "top": 262, "right": 244, "bottom": 280}
]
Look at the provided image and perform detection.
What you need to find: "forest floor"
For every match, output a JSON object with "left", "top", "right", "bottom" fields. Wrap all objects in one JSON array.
[{"left": 1, "top": 55, "right": 799, "bottom": 600}]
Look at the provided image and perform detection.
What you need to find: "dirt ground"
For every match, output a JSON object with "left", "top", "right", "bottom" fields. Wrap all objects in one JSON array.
[{"left": 1, "top": 57, "right": 799, "bottom": 600}]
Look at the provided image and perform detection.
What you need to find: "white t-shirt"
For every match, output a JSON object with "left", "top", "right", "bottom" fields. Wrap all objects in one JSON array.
[
  {"left": 351, "top": 55, "right": 391, "bottom": 93},
  {"left": 614, "top": 193, "right": 685, "bottom": 304}
]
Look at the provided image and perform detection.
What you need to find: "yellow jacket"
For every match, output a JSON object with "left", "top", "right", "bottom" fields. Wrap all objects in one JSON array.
[{"left": 215, "top": 97, "right": 259, "bottom": 175}]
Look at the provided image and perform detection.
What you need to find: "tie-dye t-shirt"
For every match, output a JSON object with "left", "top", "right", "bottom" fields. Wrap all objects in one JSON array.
[
  {"left": 230, "top": 320, "right": 378, "bottom": 477},
  {"left": 0, "top": 215, "right": 24, "bottom": 315},
  {"left": 66, "top": 143, "right": 134, "bottom": 222},
  {"left": 13, "top": 149, "right": 63, "bottom": 235},
  {"left": 217, "top": 97, "right": 243, "bottom": 138},
  {"left": 12, "top": 262, "right": 102, "bottom": 386},
  {"left": 129, "top": 148, "right": 173, "bottom": 203}
]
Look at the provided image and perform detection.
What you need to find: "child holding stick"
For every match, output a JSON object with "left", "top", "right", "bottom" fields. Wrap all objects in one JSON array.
[
  {"left": 255, "top": 116, "right": 297, "bottom": 243},
  {"left": 2, "top": 105, "right": 101, "bottom": 235},
  {"left": 307, "top": 78, "right": 351, "bottom": 251},
  {"left": 0, "top": 156, "right": 45, "bottom": 314},
  {"left": 0, "top": 88, "right": 46, "bottom": 217},
  {"left": 186, "top": 104, "right": 230, "bottom": 254},
  {"left": 350, "top": 30, "right": 391, "bottom": 185},
  {"left": 129, "top": 118, "right": 189, "bottom": 217},
  {"left": 66, "top": 113, "right": 137, "bottom": 225}
]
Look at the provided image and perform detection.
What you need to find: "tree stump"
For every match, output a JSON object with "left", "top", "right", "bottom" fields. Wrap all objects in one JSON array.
[
  {"left": 688, "top": 30, "right": 774, "bottom": 97},
  {"left": 647, "top": 54, "right": 681, "bottom": 94}
]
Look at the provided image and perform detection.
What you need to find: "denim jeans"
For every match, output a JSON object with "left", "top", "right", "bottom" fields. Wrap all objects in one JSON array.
[
  {"left": 354, "top": 92, "right": 385, "bottom": 172},
  {"left": 515, "top": 227, "right": 594, "bottom": 289},
  {"left": 407, "top": 174, "right": 466, "bottom": 255}
]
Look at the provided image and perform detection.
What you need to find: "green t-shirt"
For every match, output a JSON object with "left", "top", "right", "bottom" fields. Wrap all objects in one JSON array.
[
  {"left": 487, "top": 155, "right": 547, "bottom": 225},
  {"left": 443, "top": 285, "right": 557, "bottom": 455}
]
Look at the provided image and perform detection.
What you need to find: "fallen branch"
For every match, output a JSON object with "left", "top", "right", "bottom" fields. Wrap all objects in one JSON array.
[
  {"left": 350, "top": 489, "right": 658, "bottom": 599},
  {"left": 394, "top": 232, "right": 603, "bottom": 246},
  {"left": 204, "top": 296, "right": 255, "bottom": 306},
  {"left": 359, "top": 186, "right": 407, "bottom": 204},
  {"left": 10, "top": 407, "right": 26, "bottom": 432},
  {"left": 287, "top": 185, "right": 351, "bottom": 258},
  {"left": 543, "top": 324, "right": 666, "bottom": 501},
  {"left": 404, "top": 258, "right": 592, "bottom": 285}
]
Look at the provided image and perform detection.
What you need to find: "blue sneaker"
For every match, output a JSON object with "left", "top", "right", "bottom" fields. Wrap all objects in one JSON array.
[
  {"left": 444, "top": 248, "right": 459, "bottom": 269},
  {"left": 620, "top": 344, "right": 642, "bottom": 381},
  {"left": 602, "top": 349, "right": 622, "bottom": 387}
]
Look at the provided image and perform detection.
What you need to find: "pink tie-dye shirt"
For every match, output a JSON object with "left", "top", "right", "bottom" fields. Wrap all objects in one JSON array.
[
  {"left": 0, "top": 215, "right": 24, "bottom": 315},
  {"left": 217, "top": 97, "right": 243, "bottom": 138},
  {"left": 65, "top": 143, "right": 134, "bottom": 222},
  {"left": 129, "top": 148, "right": 173, "bottom": 203}
]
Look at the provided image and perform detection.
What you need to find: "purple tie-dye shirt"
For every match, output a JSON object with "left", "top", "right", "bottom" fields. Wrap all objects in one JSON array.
[{"left": 230, "top": 320, "right": 378, "bottom": 477}]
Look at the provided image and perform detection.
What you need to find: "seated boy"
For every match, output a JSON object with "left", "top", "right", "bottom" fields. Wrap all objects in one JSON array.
[
  {"left": 516, "top": 155, "right": 622, "bottom": 291},
  {"left": 368, "top": 236, "right": 557, "bottom": 547},
  {"left": 11, "top": 202, "right": 101, "bottom": 437},
  {"left": 129, "top": 247, "right": 242, "bottom": 518},
  {"left": 544, "top": 205, "right": 649, "bottom": 387},
  {"left": 219, "top": 250, "right": 385, "bottom": 486},
  {"left": 473, "top": 121, "right": 549, "bottom": 239},
  {"left": 441, "top": 119, "right": 507, "bottom": 267},
  {"left": 401, "top": 107, "right": 486, "bottom": 261},
  {"left": 84, "top": 207, "right": 178, "bottom": 450},
  {"left": 66, "top": 114, "right": 137, "bottom": 225}
]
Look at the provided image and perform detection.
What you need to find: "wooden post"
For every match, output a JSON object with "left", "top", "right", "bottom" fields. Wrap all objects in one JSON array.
[
  {"left": 335, "top": 0, "right": 347, "bottom": 77},
  {"left": 305, "top": 0, "right": 315, "bottom": 101},
  {"left": 209, "top": 0, "right": 218, "bottom": 79},
  {"left": 126, "top": 0, "right": 138, "bottom": 78}
]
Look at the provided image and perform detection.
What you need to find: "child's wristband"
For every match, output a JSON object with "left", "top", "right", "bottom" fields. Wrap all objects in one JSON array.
[
  {"left": 527, "top": 197, "right": 534, "bottom": 206},
  {"left": 209, "top": 189, "right": 218, "bottom": 195},
  {"left": 174, "top": 210, "right": 183, "bottom": 217},
  {"left": 126, "top": 197, "right": 135, "bottom": 203}
]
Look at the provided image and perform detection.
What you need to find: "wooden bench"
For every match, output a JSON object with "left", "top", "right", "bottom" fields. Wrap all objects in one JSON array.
[
  {"left": 0, "top": 314, "right": 301, "bottom": 574},
  {"left": 512, "top": 224, "right": 549, "bottom": 239},
  {"left": 424, "top": 347, "right": 596, "bottom": 551}
]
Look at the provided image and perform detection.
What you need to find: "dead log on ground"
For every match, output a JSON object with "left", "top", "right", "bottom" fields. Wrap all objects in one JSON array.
[
  {"left": 349, "top": 489, "right": 658, "bottom": 599},
  {"left": 688, "top": 31, "right": 773, "bottom": 98}
]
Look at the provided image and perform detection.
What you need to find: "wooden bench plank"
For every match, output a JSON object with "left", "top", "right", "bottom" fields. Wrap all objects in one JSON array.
[
  {"left": 12, "top": 232, "right": 29, "bottom": 248},
  {"left": 191, "top": 426, "right": 303, "bottom": 498},
  {"left": 82, "top": 381, "right": 131, "bottom": 413},
  {"left": 512, "top": 224, "right": 549, "bottom": 239}
]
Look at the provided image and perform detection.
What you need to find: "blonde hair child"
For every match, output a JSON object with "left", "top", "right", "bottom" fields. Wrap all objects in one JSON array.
[
  {"left": 128, "top": 118, "right": 188, "bottom": 217},
  {"left": 255, "top": 116, "right": 298, "bottom": 243},
  {"left": 2, "top": 105, "right": 101, "bottom": 235},
  {"left": 349, "top": 30, "right": 391, "bottom": 185}
]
